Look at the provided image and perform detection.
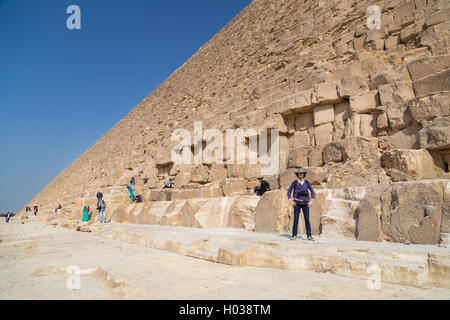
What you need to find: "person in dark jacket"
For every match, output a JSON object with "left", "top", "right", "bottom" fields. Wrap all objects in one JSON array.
[
  {"left": 96, "top": 191, "right": 103, "bottom": 208},
  {"left": 287, "top": 168, "right": 315, "bottom": 241},
  {"left": 254, "top": 177, "right": 270, "bottom": 196}
]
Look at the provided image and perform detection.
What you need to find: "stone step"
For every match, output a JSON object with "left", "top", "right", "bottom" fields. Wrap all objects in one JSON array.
[{"left": 55, "top": 221, "right": 450, "bottom": 289}]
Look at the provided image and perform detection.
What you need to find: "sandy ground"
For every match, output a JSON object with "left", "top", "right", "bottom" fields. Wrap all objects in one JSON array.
[{"left": 1, "top": 220, "right": 449, "bottom": 300}]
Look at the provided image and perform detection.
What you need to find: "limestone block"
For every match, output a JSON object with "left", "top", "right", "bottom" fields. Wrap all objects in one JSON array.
[
  {"left": 418, "top": 22, "right": 450, "bottom": 56},
  {"left": 333, "top": 101, "right": 351, "bottom": 141},
  {"left": 315, "top": 82, "right": 340, "bottom": 104},
  {"left": 408, "top": 92, "right": 450, "bottom": 125},
  {"left": 369, "top": 39, "right": 385, "bottom": 51},
  {"left": 326, "top": 157, "right": 382, "bottom": 189},
  {"left": 323, "top": 142, "right": 343, "bottom": 164},
  {"left": 199, "top": 182, "right": 223, "bottom": 198},
  {"left": 381, "top": 181, "right": 444, "bottom": 245},
  {"left": 314, "top": 123, "right": 333, "bottom": 146},
  {"left": 360, "top": 114, "right": 376, "bottom": 137},
  {"left": 351, "top": 113, "right": 361, "bottom": 137},
  {"left": 320, "top": 193, "right": 359, "bottom": 239},
  {"left": 227, "top": 164, "right": 245, "bottom": 178},
  {"left": 288, "top": 147, "right": 309, "bottom": 168},
  {"left": 385, "top": 106, "right": 411, "bottom": 130},
  {"left": 308, "top": 145, "right": 325, "bottom": 167},
  {"left": 355, "top": 187, "right": 384, "bottom": 242},
  {"left": 366, "top": 28, "right": 388, "bottom": 42},
  {"left": 227, "top": 196, "right": 260, "bottom": 231},
  {"left": 293, "top": 130, "right": 310, "bottom": 148},
  {"left": 378, "top": 126, "right": 420, "bottom": 150},
  {"left": 161, "top": 200, "right": 188, "bottom": 226},
  {"left": 262, "top": 114, "right": 288, "bottom": 133},
  {"left": 221, "top": 178, "right": 248, "bottom": 196},
  {"left": 244, "top": 163, "right": 261, "bottom": 180},
  {"left": 290, "top": 89, "right": 314, "bottom": 112},
  {"left": 380, "top": 82, "right": 415, "bottom": 107},
  {"left": 392, "top": 0, "right": 415, "bottom": 28},
  {"left": 349, "top": 91, "right": 377, "bottom": 113},
  {"left": 192, "top": 197, "right": 236, "bottom": 229},
  {"left": 303, "top": 166, "right": 328, "bottom": 185},
  {"left": 442, "top": 181, "right": 450, "bottom": 233},
  {"left": 150, "top": 190, "right": 171, "bottom": 202},
  {"left": 400, "top": 21, "right": 425, "bottom": 43},
  {"left": 279, "top": 168, "right": 297, "bottom": 189},
  {"left": 419, "top": 116, "right": 450, "bottom": 150},
  {"left": 171, "top": 189, "right": 195, "bottom": 200},
  {"left": 381, "top": 149, "right": 436, "bottom": 181},
  {"left": 208, "top": 164, "right": 227, "bottom": 182},
  {"left": 295, "top": 112, "right": 313, "bottom": 131},
  {"left": 313, "top": 104, "right": 335, "bottom": 126},
  {"left": 174, "top": 164, "right": 192, "bottom": 188},
  {"left": 255, "top": 190, "right": 292, "bottom": 233},
  {"left": 191, "top": 164, "right": 209, "bottom": 183},
  {"left": 413, "top": 68, "right": 450, "bottom": 97},
  {"left": 340, "top": 136, "right": 379, "bottom": 162},
  {"left": 338, "top": 75, "right": 369, "bottom": 98},
  {"left": 377, "top": 112, "right": 388, "bottom": 129},
  {"left": 385, "top": 36, "right": 399, "bottom": 49},
  {"left": 407, "top": 55, "right": 450, "bottom": 81}
]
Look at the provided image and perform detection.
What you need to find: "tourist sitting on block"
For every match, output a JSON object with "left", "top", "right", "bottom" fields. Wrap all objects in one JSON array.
[{"left": 253, "top": 177, "right": 270, "bottom": 196}]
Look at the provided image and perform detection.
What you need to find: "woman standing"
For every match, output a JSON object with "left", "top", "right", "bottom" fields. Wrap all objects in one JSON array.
[
  {"left": 287, "top": 168, "right": 315, "bottom": 241},
  {"left": 82, "top": 206, "right": 90, "bottom": 222}
]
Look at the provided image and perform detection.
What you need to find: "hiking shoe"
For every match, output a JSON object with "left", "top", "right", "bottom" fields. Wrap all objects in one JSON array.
[
  {"left": 290, "top": 236, "right": 297, "bottom": 240},
  {"left": 307, "top": 236, "right": 315, "bottom": 241}
]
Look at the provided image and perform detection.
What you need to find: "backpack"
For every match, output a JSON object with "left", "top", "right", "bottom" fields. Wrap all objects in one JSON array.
[{"left": 292, "top": 180, "right": 311, "bottom": 201}]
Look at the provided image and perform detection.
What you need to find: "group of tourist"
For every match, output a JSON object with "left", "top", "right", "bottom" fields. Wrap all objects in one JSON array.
[{"left": 29, "top": 170, "right": 315, "bottom": 241}]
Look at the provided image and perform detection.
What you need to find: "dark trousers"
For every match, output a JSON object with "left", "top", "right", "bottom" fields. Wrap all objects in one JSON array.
[{"left": 292, "top": 204, "right": 311, "bottom": 237}]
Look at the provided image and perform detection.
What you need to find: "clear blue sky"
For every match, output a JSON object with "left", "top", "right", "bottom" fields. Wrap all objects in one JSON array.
[{"left": 0, "top": 0, "right": 251, "bottom": 213}]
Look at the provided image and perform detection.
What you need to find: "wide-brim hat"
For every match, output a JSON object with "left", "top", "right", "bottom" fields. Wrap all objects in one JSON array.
[{"left": 295, "top": 168, "right": 307, "bottom": 176}]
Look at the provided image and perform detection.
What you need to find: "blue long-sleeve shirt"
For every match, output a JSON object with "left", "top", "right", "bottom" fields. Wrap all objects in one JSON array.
[{"left": 287, "top": 180, "right": 315, "bottom": 201}]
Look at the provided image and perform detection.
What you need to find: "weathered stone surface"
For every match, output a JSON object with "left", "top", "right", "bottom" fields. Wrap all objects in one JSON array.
[
  {"left": 255, "top": 190, "right": 292, "bottom": 233},
  {"left": 355, "top": 187, "right": 384, "bottom": 242},
  {"left": 293, "top": 130, "right": 311, "bottom": 148},
  {"left": 288, "top": 147, "right": 309, "bottom": 168},
  {"left": 419, "top": 117, "right": 450, "bottom": 150},
  {"left": 295, "top": 112, "right": 314, "bottom": 131},
  {"left": 407, "top": 55, "right": 450, "bottom": 81},
  {"left": 314, "top": 104, "right": 335, "bottom": 126},
  {"left": 323, "top": 142, "right": 342, "bottom": 164},
  {"left": 208, "top": 164, "right": 228, "bottom": 182},
  {"left": 314, "top": 123, "right": 333, "bottom": 146},
  {"left": 385, "top": 106, "right": 411, "bottom": 130},
  {"left": 349, "top": 91, "right": 377, "bottom": 113},
  {"left": 413, "top": 68, "right": 450, "bottom": 97},
  {"left": 191, "top": 165, "right": 209, "bottom": 183},
  {"left": 360, "top": 114, "right": 375, "bottom": 137},
  {"left": 380, "top": 181, "right": 445, "bottom": 245},
  {"left": 408, "top": 92, "right": 450, "bottom": 126},
  {"left": 227, "top": 196, "right": 260, "bottom": 231},
  {"left": 221, "top": 178, "right": 248, "bottom": 196},
  {"left": 308, "top": 145, "right": 325, "bottom": 167},
  {"left": 378, "top": 126, "right": 420, "bottom": 150},
  {"left": 381, "top": 149, "right": 436, "bottom": 181},
  {"left": 379, "top": 82, "right": 415, "bottom": 108}
]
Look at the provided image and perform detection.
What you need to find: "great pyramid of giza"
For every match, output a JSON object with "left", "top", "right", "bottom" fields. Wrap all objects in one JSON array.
[{"left": 22, "top": 0, "right": 449, "bottom": 249}]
